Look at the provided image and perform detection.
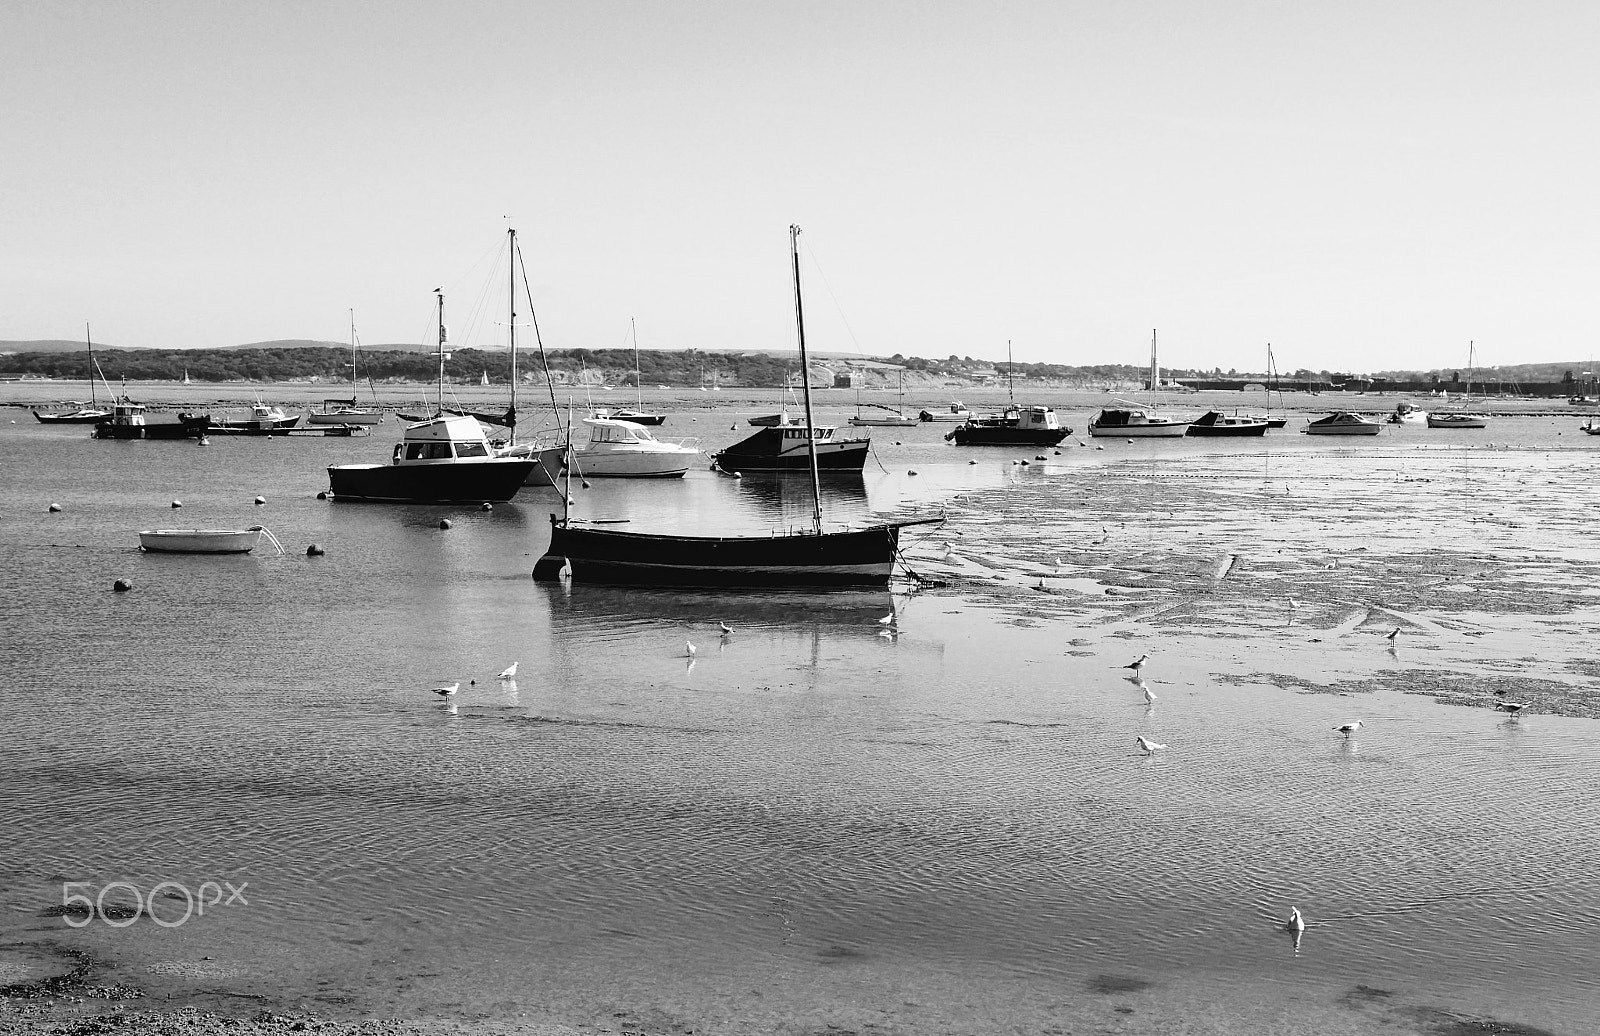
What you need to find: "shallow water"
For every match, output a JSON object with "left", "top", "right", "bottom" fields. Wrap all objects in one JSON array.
[{"left": 2, "top": 400, "right": 1598, "bottom": 1035}]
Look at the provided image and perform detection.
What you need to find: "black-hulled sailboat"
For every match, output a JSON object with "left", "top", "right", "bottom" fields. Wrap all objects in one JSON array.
[
  {"left": 534, "top": 225, "right": 938, "bottom": 587},
  {"left": 33, "top": 324, "right": 113, "bottom": 424}
]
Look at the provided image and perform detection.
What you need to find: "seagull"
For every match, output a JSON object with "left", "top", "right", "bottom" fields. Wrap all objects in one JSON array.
[
  {"left": 718, "top": 621, "right": 733, "bottom": 636},
  {"left": 498, "top": 662, "right": 518, "bottom": 680},
  {"left": 1287, "top": 907, "right": 1305, "bottom": 933},
  {"left": 1120, "top": 653, "right": 1149, "bottom": 673},
  {"left": 1135, "top": 735, "right": 1166, "bottom": 754},
  {"left": 686, "top": 641, "right": 697, "bottom": 658},
  {"left": 1288, "top": 597, "right": 1303, "bottom": 610},
  {"left": 878, "top": 612, "right": 896, "bottom": 626},
  {"left": 1494, "top": 701, "right": 1531, "bottom": 715},
  {"left": 432, "top": 682, "right": 459, "bottom": 698},
  {"left": 1333, "top": 720, "right": 1363, "bottom": 736},
  {"left": 1384, "top": 627, "right": 1401, "bottom": 640},
  {"left": 1141, "top": 683, "right": 1157, "bottom": 704}
]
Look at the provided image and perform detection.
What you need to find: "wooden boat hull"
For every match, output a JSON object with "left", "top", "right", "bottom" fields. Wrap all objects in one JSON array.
[
  {"left": 139, "top": 529, "right": 261, "bottom": 553},
  {"left": 327, "top": 459, "right": 536, "bottom": 502},
  {"left": 713, "top": 427, "right": 870, "bottom": 472},
  {"left": 533, "top": 517, "right": 919, "bottom": 587},
  {"left": 848, "top": 416, "right": 919, "bottom": 427}
]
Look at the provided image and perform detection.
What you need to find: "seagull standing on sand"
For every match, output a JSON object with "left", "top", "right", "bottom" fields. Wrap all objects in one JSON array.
[
  {"left": 686, "top": 641, "right": 697, "bottom": 658},
  {"left": 1135, "top": 735, "right": 1166, "bottom": 754},
  {"left": 1141, "top": 683, "right": 1157, "bottom": 704},
  {"left": 1494, "top": 701, "right": 1531, "bottom": 716},
  {"left": 1288, "top": 597, "right": 1304, "bottom": 611},
  {"left": 432, "top": 682, "right": 459, "bottom": 698},
  {"left": 498, "top": 662, "right": 519, "bottom": 680},
  {"left": 1121, "top": 653, "right": 1149, "bottom": 674},
  {"left": 879, "top": 611, "right": 896, "bottom": 627},
  {"left": 1385, "top": 627, "right": 1401, "bottom": 640},
  {"left": 1333, "top": 721, "right": 1363, "bottom": 736},
  {"left": 719, "top": 621, "right": 733, "bottom": 636}
]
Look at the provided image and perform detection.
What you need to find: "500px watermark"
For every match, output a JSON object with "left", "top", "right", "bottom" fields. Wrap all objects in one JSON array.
[{"left": 59, "top": 881, "right": 249, "bottom": 928}]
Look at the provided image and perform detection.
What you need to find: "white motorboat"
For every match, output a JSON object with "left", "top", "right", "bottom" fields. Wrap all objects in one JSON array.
[
  {"left": 1387, "top": 402, "right": 1429, "bottom": 424},
  {"left": 918, "top": 402, "right": 973, "bottom": 423},
  {"left": 138, "top": 526, "right": 284, "bottom": 554},
  {"left": 565, "top": 417, "right": 700, "bottom": 478},
  {"left": 1088, "top": 407, "right": 1190, "bottom": 437}
]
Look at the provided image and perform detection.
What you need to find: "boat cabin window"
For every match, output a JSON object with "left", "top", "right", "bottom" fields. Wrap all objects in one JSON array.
[
  {"left": 782, "top": 427, "right": 832, "bottom": 440},
  {"left": 405, "top": 442, "right": 457, "bottom": 460},
  {"left": 455, "top": 441, "right": 488, "bottom": 458},
  {"left": 593, "top": 424, "right": 643, "bottom": 444}
]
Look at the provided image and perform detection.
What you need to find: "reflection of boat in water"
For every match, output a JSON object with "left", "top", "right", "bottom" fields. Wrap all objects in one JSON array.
[
  {"left": 1185, "top": 411, "right": 1268, "bottom": 437},
  {"left": 1302, "top": 411, "right": 1382, "bottom": 435},
  {"left": 534, "top": 225, "right": 938, "bottom": 588},
  {"left": 565, "top": 417, "right": 699, "bottom": 478}
]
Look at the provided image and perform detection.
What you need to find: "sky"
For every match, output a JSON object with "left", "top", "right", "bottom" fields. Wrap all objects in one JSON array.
[{"left": 6, "top": 0, "right": 1599, "bottom": 375}]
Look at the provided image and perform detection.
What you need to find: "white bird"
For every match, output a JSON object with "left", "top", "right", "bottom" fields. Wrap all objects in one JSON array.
[
  {"left": 719, "top": 621, "right": 733, "bottom": 635},
  {"left": 1288, "top": 597, "right": 1304, "bottom": 610},
  {"left": 1141, "top": 683, "right": 1157, "bottom": 704},
  {"left": 498, "top": 662, "right": 518, "bottom": 680},
  {"left": 1494, "top": 701, "right": 1530, "bottom": 715},
  {"left": 1384, "top": 627, "right": 1401, "bottom": 640},
  {"left": 1287, "top": 907, "right": 1305, "bottom": 933},
  {"left": 432, "top": 682, "right": 459, "bottom": 698},
  {"left": 878, "top": 612, "right": 896, "bottom": 626},
  {"left": 686, "top": 641, "right": 697, "bottom": 657},
  {"left": 1121, "top": 653, "right": 1149, "bottom": 673},
  {"left": 1333, "top": 720, "right": 1363, "bottom": 735},
  {"left": 1135, "top": 735, "right": 1167, "bottom": 753}
]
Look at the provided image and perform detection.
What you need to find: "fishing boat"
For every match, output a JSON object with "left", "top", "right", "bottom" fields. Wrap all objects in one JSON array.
[
  {"left": 713, "top": 422, "right": 871, "bottom": 472},
  {"left": 308, "top": 312, "right": 384, "bottom": 426},
  {"left": 1427, "top": 342, "right": 1491, "bottom": 429},
  {"left": 1302, "top": 411, "right": 1382, "bottom": 435},
  {"left": 946, "top": 342, "right": 1070, "bottom": 446},
  {"left": 33, "top": 324, "right": 112, "bottom": 424},
  {"left": 1185, "top": 411, "right": 1269, "bottom": 437},
  {"left": 1386, "top": 401, "right": 1429, "bottom": 424},
  {"left": 209, "top": 399, "right": 301, "bottom": 435},
  {"left": 848, "top": 370, "right": 918, "bottom": 427},
  {"left": 565, "top": 417, "right": 699, "bottom": 478},
  {"left": 918, "top": 402, "right": 972, "bottom": 423},
  {"left": 1088, "top": 333, "right": 1191, "bottom": 437},
  {"left": 138, "top": 526, "right": 285, "bottom": 554},
  {"left": 326, "top": 286, "right": 536, "bottom": 502},
  {"left": 93, "top": 396, "right": 211, "bottom": 440},
  {"left": 534, "top": 224, "right": 938, "bottom": 587}
]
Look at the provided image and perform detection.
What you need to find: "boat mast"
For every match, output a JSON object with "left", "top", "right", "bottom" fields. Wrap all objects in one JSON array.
[
  {"left": 632, "top": 317, "right": 642, "bottom": 411},
  {"left": 1150, "top": 329, "right": 1158, "bottom": 392},
  {"left": 790, "top": 224, "right": 824, "bottom": 535},
  {"left": 85, "top": 323, "right": 96, "bottom": 407},
  {"left": 508, "top": 227, "right": 518, "bottom": 446},
  {"left": 435, "top": 289, "right": 448, "bottom": 413},
  {"left": 1007, "top": 339, "right": 1015, "bottom": 405}
]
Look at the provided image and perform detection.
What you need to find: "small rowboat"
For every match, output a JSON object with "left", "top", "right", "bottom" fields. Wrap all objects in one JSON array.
[{"left": 138, "top": 526, "right": 285, "bottom": 554}]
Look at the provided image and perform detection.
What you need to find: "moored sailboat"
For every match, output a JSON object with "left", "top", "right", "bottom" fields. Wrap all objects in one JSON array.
[
  {"left": 308, "top": 312, "right": 383, "bottom": 425},
  {"left": 534, "top": 225, "right": 938, "bottom": 587},
  {"left": 33, "top": 324, "right": 112, "bottom": 424},
  {"left": 1426, "top": 342, "right": 1491, "bottom": 429}
]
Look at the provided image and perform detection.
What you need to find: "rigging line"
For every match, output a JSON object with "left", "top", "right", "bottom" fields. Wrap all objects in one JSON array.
[
  {"left": 515, "top": 241, "right": 564, "bottom": 439},
  {"left": 797, "top": 236, "right": 865, "bottom": 355}
]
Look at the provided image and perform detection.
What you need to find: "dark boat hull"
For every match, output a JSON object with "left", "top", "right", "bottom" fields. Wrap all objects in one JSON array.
[
  {"left": 93, "top": 415, "right": 211, "bottom": 440},
  {"left": 327, "top": 459, "right": 536, "bottom": 503},
  {"left": 1185, "top": 424, "right": 1268, "bottom": 437},
  {"left": 712, "top": 427, "right": 871, "bottom": 472},
  {"left": 533, "top": 518, "right": 915, "bottom": 587},
  {"left": 945, "top": 426, "right": 1070, "bottom": 446}
]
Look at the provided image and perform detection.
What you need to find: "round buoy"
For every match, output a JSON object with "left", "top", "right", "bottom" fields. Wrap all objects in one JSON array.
[
  {"left": 306, "top": 544, "right": 326, "bottom": 556},
  {"left": 480, "top": 502, "right": 493, "bottom": 512},
  {"left": 113, "top": 579, "right": 133, "bottom": 593},
  {"left": 170, "top": 500, "right": 183, "bottom": 508},
  {"left": 48, "top": 503, "right": 61, "bottom": 513},
  {"left": 196, "top": 437, "right": 211, "bottom": 446},
  {"left": 254, "top": 496, "right": 266, "bottom": 505},
  {"left": 317, "top": 491, "right": 328, "bottom": 500},
  {"left": 439, "top": 519, "right": 453, "bottom": 530},
  {"left": 581, "top": 480, "right": 591, "bottom": 489},
  {"left": 731, "top": 472, "right": 742, "bottom": 479}
]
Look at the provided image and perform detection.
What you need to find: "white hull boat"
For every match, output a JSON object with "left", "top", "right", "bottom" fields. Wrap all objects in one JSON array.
[{"left": 138, "top": 526, "right": 284, "bottom": 554}]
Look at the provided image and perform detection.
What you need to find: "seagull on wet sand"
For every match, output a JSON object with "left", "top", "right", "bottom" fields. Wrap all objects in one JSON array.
[
  {"left": 686, "top": 641, "right": 697, "bottom": 658},
  {"left": 432, "top": 682, "right": 459, "bottom": 698},
  {"left": 1140, "top": 682, "right": 1157, "bottom": 704},
  {"left": 498, "top": 662, "right": 519, "bottom": 680},
  {"left": 1384, "top": 627, "right": 1401, "bottom": 640},
  {"left": 1120, "top": 653, "right": 1149, "bottom": 674},
  {"left": 878, "top": 611, "right": 896, "bottom": 627},
  {"left": 719, "top": 621, "right": 733, "bottom": 636},
  {"left": 1135, "top": 735, "right": 1166, "bottom": 754},
  {"left": 1333, "top": 721, "right": 1363, "bottom": 736},
  {"left": 1494, "top": 701, "right": 1531, "bottom": 715}
]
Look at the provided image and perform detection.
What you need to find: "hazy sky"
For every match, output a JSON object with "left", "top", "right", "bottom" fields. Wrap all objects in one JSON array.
[{"left": 6, "top": 1, "right": 1598, "bottom": 374}]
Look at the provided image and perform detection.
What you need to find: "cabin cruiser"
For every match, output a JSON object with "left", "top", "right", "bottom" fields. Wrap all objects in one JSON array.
[
  {"left": 327, "top": 413, "right": 534, "bottom": 502},
  {"left": 712, "top": 422, "right": 870, "bottom": 472},
  {"left": 565, "top": 417, "right": 700, "bottom": 478},
  {"left": 1302, "top": 411, "right": 1382, "bottom": 435},
  {"left": 945, "top": 405, "right": 1070, "bottom": 446},
  {"left": 1087, "top": 407, "right": 1190, "bottom": 437}
]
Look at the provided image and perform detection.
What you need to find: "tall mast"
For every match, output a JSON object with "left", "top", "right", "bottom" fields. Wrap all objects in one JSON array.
[
  {"left": 349, "top": 309, "right": 357, "bottom": 396},
  {"left": 1150, "top": 329, "right": 1158, "bottom": 392},
  {"left": 632, "top": 317, "right": 642, "bottom": 410},
  {"left": 436, "top": 289, "right": 447, "bottom": 412},
  {"left": 508, "top": 228, "right": 518, "bottom": 446},
  {"left": 85, "top": 322, "right": 96, "bottom": 407},
  {"left": 790, "top": 224, "right": 824, "bottom": 535},
  {"left": 1007, "top": 339, "right": 1015, "bottom": 404}
]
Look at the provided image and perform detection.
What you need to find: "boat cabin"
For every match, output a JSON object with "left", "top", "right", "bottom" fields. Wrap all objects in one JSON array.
[{"left": 390, "top": 414, "right": 497, "bottom": 463}]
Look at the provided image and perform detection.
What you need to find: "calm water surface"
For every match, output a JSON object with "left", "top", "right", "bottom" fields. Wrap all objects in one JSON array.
[{"left": 2, "top": 400, "right": 1598, "bottom": 1035}]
